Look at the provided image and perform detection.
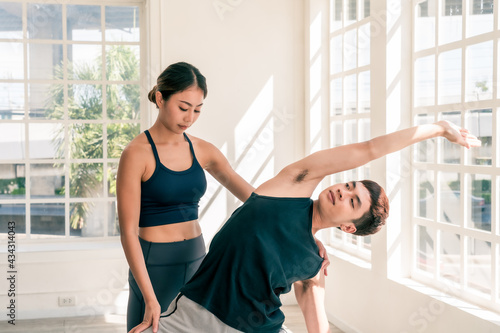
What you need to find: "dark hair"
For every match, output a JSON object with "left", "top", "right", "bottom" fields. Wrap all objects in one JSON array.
[
  {"left": 148, "top": 62, "right": 208, "bottom": 108},
  {"left": 351, "top": 180, "right": 389, "bottom": 236}
]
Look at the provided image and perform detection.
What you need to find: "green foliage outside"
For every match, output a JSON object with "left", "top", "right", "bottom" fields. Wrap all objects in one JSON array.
[{"left": 46, "top": 45, "right": 140, "bottom": 232}]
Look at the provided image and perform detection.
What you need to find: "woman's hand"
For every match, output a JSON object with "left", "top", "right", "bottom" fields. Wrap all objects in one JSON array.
[
  {"left": 128, "top": 299, "right": 161, "bottom": 333},
  {"left": 437, "top": 120, "right": 482, "bottom": 149},
  {"left": 314, "top": 237, "right": 330, "bottom": 276}
]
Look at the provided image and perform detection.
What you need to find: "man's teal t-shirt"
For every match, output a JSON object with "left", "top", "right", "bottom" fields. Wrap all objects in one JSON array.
[{"left": 180, "top": 192, "right": 324, "bottom": 333}]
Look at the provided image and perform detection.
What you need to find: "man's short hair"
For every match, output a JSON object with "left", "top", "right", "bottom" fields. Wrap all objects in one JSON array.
[{"left": 352, "top": 180, "right": 389, "bottom": 236}]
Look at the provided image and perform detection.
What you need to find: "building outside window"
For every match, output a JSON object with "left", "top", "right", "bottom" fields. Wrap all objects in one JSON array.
[{"left": 0, "top": 1, "right": 142, "bottom": 240}]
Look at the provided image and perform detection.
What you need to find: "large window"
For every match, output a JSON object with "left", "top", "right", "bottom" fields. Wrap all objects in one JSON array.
[
  {"left": 327, "top": 0, "right": 373, "bottom": 258},
  {"left": 0, "top": 1, "right": 142, "bottom": 239},
  {"left": 413, "top": 0, "right": 498, "bottom": 311}
]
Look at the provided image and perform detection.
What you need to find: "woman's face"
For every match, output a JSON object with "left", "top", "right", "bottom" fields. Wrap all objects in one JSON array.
[{"left": 156, "top": 86, "right": 204, "bottom": 134}]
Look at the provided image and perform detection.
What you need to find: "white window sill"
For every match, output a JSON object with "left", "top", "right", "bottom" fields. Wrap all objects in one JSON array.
[
  {"left": 0, "top": 237, "right": 122, "bottom": 253},
  {"left": 392, "top": 277, "right": 500, "bottom": 325}
]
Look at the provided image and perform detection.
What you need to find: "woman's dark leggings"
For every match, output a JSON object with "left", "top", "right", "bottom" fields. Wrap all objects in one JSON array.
[{"left": 126, "top": 235, "right": 206, "bottom": 331}]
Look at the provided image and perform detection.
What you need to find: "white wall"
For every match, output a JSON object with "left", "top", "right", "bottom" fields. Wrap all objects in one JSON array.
[{"left": 0, "top": 0, "right": 306, "bottom": 321}]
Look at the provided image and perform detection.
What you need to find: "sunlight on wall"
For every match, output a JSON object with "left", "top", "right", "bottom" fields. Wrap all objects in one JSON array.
[
  {"left": 234, "top": 76, "right": 275, "bottom": 186},
  {"left": 198, "top": 142, "right": 228, "bottom": 242},
  {"left": 309, "top": 12, "right": 323, "bottom": 154}
]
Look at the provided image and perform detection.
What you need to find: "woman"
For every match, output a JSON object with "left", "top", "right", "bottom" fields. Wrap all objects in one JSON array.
[{"left": 116, "top": 62, "right": 255, "bottom": 333}]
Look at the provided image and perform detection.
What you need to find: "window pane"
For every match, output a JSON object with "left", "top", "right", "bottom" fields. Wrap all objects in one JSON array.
[
  {"left": 69, "top": 84, "right": 103, "bottom": 119},
  {"left": 362, "top": 0, "right": 370, "bottom": 18},
  {"left": 330, "top": 120, "right": 343, "bottom": 147},
  {"left": 417, "top": 225, "right": 435, "bottom": 274},
  {"left": 331, "top": 78, "right": 342, "bottom": 116},
  {"left": 31, "top": 163, "right": 64, "bottom": 198},
  {"left": 107, "top": 163, "right": 118, "bottom": 197},
  {"left": 106, "top": 45, "right": 140, "bottom": 81},
  {"left": 466, "top": 41, "right": 493, "bottom": 102},
  {"left": 358, "top": 71, "right": 370, "bottom": 113},
  {"left": 438, "top": 49, "right": 461, "bottom": 105},
  {"left": 69, "top": 124, "right": 103, "bottom": 159},
  {"left": 330, "top": 35, "right": 343, "bottom": 75},
  {"left": 439, "top": 111, "right": 461, "bottom": 164},
  {"left": 439, "top": 172, "right": 460, "bottom": 225},
  {"left": 0, "top": 204, "right": 25, "bottom": 237},
  {"left": 108, "top": 201, "right": 119, "bottom": 236},
  {"left": 467, "top": 0, "right": 493, "bottom": 38},
  {"left": 467, "top": 238, "right": 491, "bottom": 296},
  {"left": 362, "top": 235, "right": 371, "bottom": 251},
  {"left": 69, "top": 45, "right": 102, "bottom": 80},
  {"left": 359, "top": 119, "right": 371, "bottom": 179},
  {"left": 105, "top": 6, "right": 140, "bottom": 42},
  {"left": 414, "top": 55, "right": 435, "bottom": 107},
  {"left": 29, "top": 123, "right": 64, "bottom": 159},
  {"left": 0, "top": 42, "right": 23, "bottom": 79},
  {"left": 28, "top": 44, "right": 63, "bottom": 80},
  {"left": 358, "top": 23, "right": 370, "bottom": 67},
  {"left": 465, "top": 109, "right": 492, "bottom": 166},
  {"left": 27, "top": 4, "right": 62, "bottom": 40},
  {"left": 107, "top": 123, "right": 139, "bottom": 158},
  {"left": 0, "top": 123, "right": 25, "bottom": 160},
  {"left": 31, "top": 203, "right": 65, "bottom": 237},
  {"left": 29, "top": 84, "right": 63, "bottom": 120},
  {"left": 331, "top": 0, "right": 343, "bottom": 31},
  {"left": 107, "top": 84, "right": 140, "bottom": 120},
  {"left": 439, "top": 0, "right": 462, "bottom": 45},
  {"left": 414, "top": 114, "right": 435, "bottom": 163},
  {"left": 467, "top": 174, "right": 491, "bottom": 232},
  {"left": 416, "top": 169, "right": 435, "bottom": 219},
  {"left": 70, "top": 163, "right": 103, "bottom": 198},
  {"left": 0, "top": 3, "right": 22, "bottom": 39},
  {"left": 344, "top": 74, "right": 356, "bottom": 114},
  {"left": 67, "top": 5, "right": 102, "bottom": 42},
  {"left": 344, "top": 119, "right": 357, "bottom": 144},
  {"left": 346, "top": 233, "right": 357, "bottom": 246},
  {"left": 344, "top": 29, "right": 357, "bottom": 71},
  {"left": 70, "top": 201, "right": 105, "bottom": 237},
  {"left": 0, "top": 164, "right": 25, "bottom": 199},
  {"left": 346, "top": 0, "right": 357, "bottom": 25},
  {"left": 440, "top": 231, "right": 461, "bottom": 285},
  {"left": 415, "top": 0, "right": 435, "bottom": 51},
  {"left": 0, "top": 83, "right": 24, "bottom": 119},
  {"left": 359, "top": 118, "right": 370, "bottom": 141}
]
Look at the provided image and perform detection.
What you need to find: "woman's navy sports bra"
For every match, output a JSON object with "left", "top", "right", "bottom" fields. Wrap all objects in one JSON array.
[{"left": 139, "top": 130, "right": 207, "bottom": 227}]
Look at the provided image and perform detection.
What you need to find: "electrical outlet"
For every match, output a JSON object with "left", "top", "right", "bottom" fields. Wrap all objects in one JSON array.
[{"left": 58, "top": 296, "right": 76, "bottom": 307}]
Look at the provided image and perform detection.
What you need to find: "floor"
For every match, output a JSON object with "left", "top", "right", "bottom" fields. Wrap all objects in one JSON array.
[{"left": 0, "top": 305, "right": 344, "bottom": 333}]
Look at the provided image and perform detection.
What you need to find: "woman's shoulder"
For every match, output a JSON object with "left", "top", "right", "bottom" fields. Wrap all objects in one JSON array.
[
  {"left": 185, "top": 133, "right": 219, "bottom": 152},
  {"left": 121, "top": 132, "right": 152, "bottom": 159}
]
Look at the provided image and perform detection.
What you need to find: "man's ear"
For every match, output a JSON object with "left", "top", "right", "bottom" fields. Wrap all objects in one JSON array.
[{"left": 340, "top": 223, "right": 357, "bottom": 234}]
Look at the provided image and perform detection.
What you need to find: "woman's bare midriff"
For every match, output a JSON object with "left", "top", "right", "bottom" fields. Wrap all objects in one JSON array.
[{"left": 138, "top": 219, "right": 202, "bottom": 243}]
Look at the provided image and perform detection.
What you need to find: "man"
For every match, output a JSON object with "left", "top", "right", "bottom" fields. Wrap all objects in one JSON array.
[{"left": 133, "top": 120, "right": 480, "bottom": 333}]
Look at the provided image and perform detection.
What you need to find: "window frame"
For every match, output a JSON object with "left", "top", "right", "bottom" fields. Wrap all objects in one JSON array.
[
  {"left": 411, "top": 0, "right": 499, "bottom": 312},
  {"left": 0, "top": 0, "right": 147, "bottom": 246}
]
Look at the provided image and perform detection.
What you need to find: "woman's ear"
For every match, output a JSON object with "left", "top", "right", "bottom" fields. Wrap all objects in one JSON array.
[{"left": 155, "top": 91, "right": 163, "bottom": 107}]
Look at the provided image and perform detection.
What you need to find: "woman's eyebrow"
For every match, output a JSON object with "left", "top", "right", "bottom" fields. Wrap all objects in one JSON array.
[{"left": 180, "top": 100, "right": 203, "bottom": 107}]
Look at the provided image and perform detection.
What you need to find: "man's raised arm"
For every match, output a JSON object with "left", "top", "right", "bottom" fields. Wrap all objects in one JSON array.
[{"left": 284, "top": 120, "right": 480, "bottom": 184}]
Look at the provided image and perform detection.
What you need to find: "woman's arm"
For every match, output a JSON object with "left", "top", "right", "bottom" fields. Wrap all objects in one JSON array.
[
  {"left": 117, "top": 145, "right": 160, "bottom": 333},
  {"left": 294, "top": 270, "right": 332, "bottom": 333},
  {"left": 285, "top": 120, "right": 481, "bottom": 184},
  {"left": 203, "top": 141, "right": 255, "bottom": 202}
]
